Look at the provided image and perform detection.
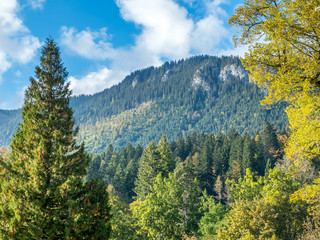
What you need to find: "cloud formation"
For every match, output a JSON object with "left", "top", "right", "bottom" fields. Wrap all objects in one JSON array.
[
  {"left": 0, "top": 0, "right": 41, "bottom": 83},
  {"left": 69, "top": 67, "right": 127, "bottom": 96},
  {"left": 62, "top": 0, "right": 241, "bottom": 95},
  {"left": 27, "top": 0, "right": 46, "bottom": 9},
  {"left": 60, "top": 27, "right": 116, "bottom": 60},
  {"left": 117, "top": 0, "right": 194, "bottom": 58},
  {"left": 0, "top": 85, "right": 27, "bottom": 109}
]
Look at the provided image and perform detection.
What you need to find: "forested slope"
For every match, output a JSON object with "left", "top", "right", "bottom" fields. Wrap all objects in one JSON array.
[{"left": 0, "top": 55, "right": 288, "bottom": 152}]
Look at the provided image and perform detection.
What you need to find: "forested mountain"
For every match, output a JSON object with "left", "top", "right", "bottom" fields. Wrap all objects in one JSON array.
[
  {"left": 0, "top": 109, "right": 21, "bottom": 146},
  {"left": 0, "top": 55, "right": 288, "bottom": 153}
]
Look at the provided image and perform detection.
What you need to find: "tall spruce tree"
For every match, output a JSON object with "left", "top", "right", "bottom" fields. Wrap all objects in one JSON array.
[
  {"left": 198, "top": 135, "right": 214, "bottom": 194},
  {"left": 134, "top": 141, "right": 160, "bottom": 200},
  {"left": 242, "top": 133, "right": 255, "bottom": 175},
  {"left": 134, "top": 135, "right": 174, "bottom": 200},
  {"left": 260, "top": 122, "right": 280, "bottom": 167},
  {"left": 0, "top": 39, "right": 110, "bottom": 239}
]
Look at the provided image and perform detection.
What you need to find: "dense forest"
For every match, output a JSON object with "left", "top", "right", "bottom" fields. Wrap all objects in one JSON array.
[
  {"left": 87, "top": 123, "right": 284, "bottom": 203},
  {"left": 0, "top": 55, "right": 288, "bottom": 153},
  {"left": 87, "top": 128, "right": 320, "bottom": 239},
  {"left": 1, "top": 0, "right": 320, "bottom": 239}
]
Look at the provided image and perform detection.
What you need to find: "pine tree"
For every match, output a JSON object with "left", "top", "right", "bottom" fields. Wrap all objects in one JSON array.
[
  {"left": 229, "top": 134, "right": 244, "bottom": 177},
  {"left": 157, "top": 134, "right": 175, "bottom": 175},
  {"left": 134, "top": 141, "right": 160, "bottom": 200},
  {"left": 242, "top": 133, "right": 255, "bottom": 175},
  {"left": 265, "top": 158, "right": 272, "bottom": 178},
  {"left": 213, "top": 133, "right": 230, "bottom": 177},
  {"left": 0, "top": 39, "right": 110, "bottom": 239},
  {"left": 198, "top": 135, "right": 214, "bottom": 194},
  {"left": 260, "top": 122, "right": 280, "bottom": 167},
  {"left": 134, "top": 136, "right": 174, "bottom": 200}
]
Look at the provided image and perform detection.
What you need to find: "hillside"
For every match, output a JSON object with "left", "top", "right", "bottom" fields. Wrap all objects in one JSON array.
[{"left": 0, "top": 55, "right": 288, "bottom": 153}]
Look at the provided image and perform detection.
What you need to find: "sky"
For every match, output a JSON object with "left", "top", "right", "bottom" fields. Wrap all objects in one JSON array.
[{"left": 0, "top": 0, "right": 247, "bottom": 110}]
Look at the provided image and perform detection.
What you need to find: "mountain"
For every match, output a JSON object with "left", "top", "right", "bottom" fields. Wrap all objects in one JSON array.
[
  {"left": 0, "top": 109, "right": 21, "bottom": 146},
  {"left": 0, "top": 55, "right": 288, "bottom": 153}
]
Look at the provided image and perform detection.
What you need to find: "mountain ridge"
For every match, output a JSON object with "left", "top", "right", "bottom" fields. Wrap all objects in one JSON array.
[{"left": 0, "top": 55, "right": 288, "bottom": 153}]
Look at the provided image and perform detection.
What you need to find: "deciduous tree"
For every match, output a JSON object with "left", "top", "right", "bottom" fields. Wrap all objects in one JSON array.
[{"left": 230, "top": 0, "right": 320, "bottom": 159}]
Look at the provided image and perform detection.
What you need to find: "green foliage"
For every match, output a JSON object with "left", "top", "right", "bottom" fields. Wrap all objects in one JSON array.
[
  {"left": 198, "top": 192, "right": 229, "bottom": 238},
  {"left": 217, "top": 168, "right": 308, "bottom": 240},
  {"left": 87, "top": 143, "right": 143, "bottom": 202},
  {"left": 89, "top": 128, "right": 283, "bottom": 204},
  {"left": 131, "top": 172, "right": 202, "bottom": 239},
  {"left": 242, "top": 133, "right": 255, "bottom": 176},
  {"left": 0, "top": 39, "right": 111, "bottom": 239},
  {"left": 291, "top": 176, "right": 320, "bottom": 221},
  {"left": 109, "top": 188, "right": 142, "bottom": 240},
  {"left": 134, "top": 136, "right": 174, "bottom": 200},
  {"left": 228, "top": 169, "right": 264, "bottom": 202}
]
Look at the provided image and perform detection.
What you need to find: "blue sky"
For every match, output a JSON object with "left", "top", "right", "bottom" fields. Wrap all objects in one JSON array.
[{"left": 0, "top": 0, "right": 246, "bottom": 109}]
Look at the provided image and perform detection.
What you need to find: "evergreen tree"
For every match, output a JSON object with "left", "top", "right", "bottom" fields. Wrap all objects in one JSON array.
[
  {"left": 173, "top": 158, "right": 203, "bottom": 234},
  {"left": 228, "top": 134, "right": 244, "bottom": 177},
  {"left": 265, "top": 158, "right": 272, "bottom": 178},
  {"left": 198, "top": 135, "right": 214, "bottom": 194},
  {"left": 242, "top": 133, "right": 255, "bottom": 175},
  {"left": 157, "top": 134, "right": 175, "bottom": 175},
  {"left": 213, "top": 133, "right": 230, "bottom": 177},
  {"left": 134, "top": 141, "right": 160, "bottom": 200},
  {"left": 214, "top": 175, "right": 223, "bottom": 203},
  {"left": 260, "top": 122, "right": 280, "bottom": 167},
  {"left": 0, "top": 39, "right": 110, "bottom": 239},
  {"left": 134, "top": 136, "right": 174, "bottom": 200},
  {"left": 87, "top": 154, "right": 102, "bottom": 180}
]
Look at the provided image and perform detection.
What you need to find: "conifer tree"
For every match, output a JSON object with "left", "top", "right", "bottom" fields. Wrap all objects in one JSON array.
[
  {"left": 198, "top": 135, "right": 214, "bottom": 193},
  {"left": 0, "top": 39, "right": 110, "bottom": 239},
  {"left": 134, "top": 136, "right": 174, "bottom": 200},
  {"left": 134, "top": 141, "right": 160, "bottom": 200},
  {"left": 260, "top": 122, "right": 280, "bottom": 167},
  {"left": 229, "top": 135, "right": 244, "bottom": 177},
  {"left": 242, "top": 133, "right": 255, "bottom": 175},
  {"left": 157, "top": 134, "right": 175, "bottom": 175}
]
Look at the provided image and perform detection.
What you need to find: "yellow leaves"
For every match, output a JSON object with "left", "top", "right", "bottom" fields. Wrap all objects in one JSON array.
[
  {"left": 231, "top": 0, "right": 320, "bottom": 160},
  {"left": 290, "top": 176, "right": 320, "bottom": 217},
  {"left": 285, "top": 92, "right": 320, "bottom": 159}
]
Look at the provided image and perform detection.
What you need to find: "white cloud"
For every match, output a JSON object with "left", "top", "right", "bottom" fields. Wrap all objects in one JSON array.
[
  {"left": 191, "top": 15, "right": 229, "bottom": 53},
  {"left": 0, "top": 85, "right": 27, "bottom": 110},
  {"left": 0, "top": 0, "right": 41, "bottom": 83},
  {"left": 190, "top": 0, "right": 231, "bottom": 53},
  {"left": 0, "top": 51, "right": 12, "bottom": 84},
  {"left": 69, "top": 67, "right": 127, "bottom": 95},
  {"left": 27, "top": 0, "right": 46, "bottom": 9},
  {"left": 218, "top": 44, "right": 248, "bottom": 57},
  {"left": 60, "top": 27, "right": 116, "bottom": 60},
  {"left": 117, "top": 0, "right": 194, "bottom": 59},
  {"left": 62, "top": 0, "right": 242, "bottom": 95}
]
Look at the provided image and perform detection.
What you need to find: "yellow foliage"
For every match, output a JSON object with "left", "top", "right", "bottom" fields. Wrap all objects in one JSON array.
[
  {"left": 291, "top": 177, "right": 320, "bottom": 219},
  {"left": 230, "top": 0, "right": 320, "bottom": 159}
]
